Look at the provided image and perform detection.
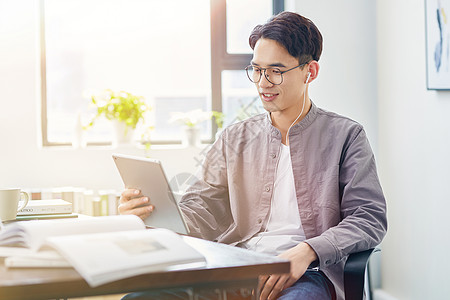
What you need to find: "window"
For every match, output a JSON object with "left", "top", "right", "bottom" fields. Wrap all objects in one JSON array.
[
  {"left": 40, "top": 0, "right": 283, "bottom": 146},
  {"left": 211, "top": 0, "right": 283, "bottom": 129}
]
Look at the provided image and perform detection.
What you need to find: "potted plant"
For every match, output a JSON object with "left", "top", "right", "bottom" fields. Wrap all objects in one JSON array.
[
  {"left": 169, "top": 109, "right": 222, "bottom": 147},
  {"left": 85, "top": 89, "right": 150, "bottom": 145}
]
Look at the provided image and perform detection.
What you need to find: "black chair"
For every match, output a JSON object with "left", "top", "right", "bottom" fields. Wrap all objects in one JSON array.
[{"left": 344, "top": 248, "right": 380, "bottom": 300}]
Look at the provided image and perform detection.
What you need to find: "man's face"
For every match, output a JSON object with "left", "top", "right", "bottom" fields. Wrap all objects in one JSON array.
[{"left": 251, "top": 38, "right": 308, "bottom": 115}]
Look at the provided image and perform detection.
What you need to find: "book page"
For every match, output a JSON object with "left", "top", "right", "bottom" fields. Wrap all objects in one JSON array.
[
  {"left": 5, "top": 249, "right": 70, "bottom": 268},
  {"left": 0, "top": 246, "right": 36, "bottom": 257},
  {"left": 0, "top": 228, "right": 28, "bottom": 247},
  {"left": 46, "top": 228, "right": 206, "bottom": 287},
  {"left": 0, "top": 215, "right": 145, "bottom": 250}
]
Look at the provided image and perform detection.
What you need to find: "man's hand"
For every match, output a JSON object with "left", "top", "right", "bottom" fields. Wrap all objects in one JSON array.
[
  {"left": 118, "top": 189, "right": 154, "bottom": 220},
  {"left": 258, "top": 242, "right": 318, "bottom": 300}
]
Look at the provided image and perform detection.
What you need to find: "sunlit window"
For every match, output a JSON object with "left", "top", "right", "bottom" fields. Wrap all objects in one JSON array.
[
  {"left": 41, "top": 0, "right": 282, "bottom": 146},
  {"left": 42, "top": 0, "right": 211, "bottom": 145}
]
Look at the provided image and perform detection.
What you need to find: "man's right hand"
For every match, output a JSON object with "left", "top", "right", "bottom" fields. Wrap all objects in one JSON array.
[{"left": 118, "top": 189, "right": 154, "bottom": 221}]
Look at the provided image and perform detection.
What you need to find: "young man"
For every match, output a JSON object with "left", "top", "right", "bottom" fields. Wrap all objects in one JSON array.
[{"left": 120, "top": 12, "right": 387, "bottom": 300}]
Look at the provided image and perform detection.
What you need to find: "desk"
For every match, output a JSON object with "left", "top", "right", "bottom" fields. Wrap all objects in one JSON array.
[{"left": 0, "top": 236, "right": 290, "bottom": 300}]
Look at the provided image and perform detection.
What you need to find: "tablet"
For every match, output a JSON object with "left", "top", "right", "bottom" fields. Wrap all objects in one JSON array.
[{"left": 112, "top": 153, "right": 189, "bottom": 235}]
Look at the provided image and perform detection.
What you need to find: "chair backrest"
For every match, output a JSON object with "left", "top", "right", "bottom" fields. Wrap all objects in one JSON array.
[{"left": 344, "top": 248, "right": 380, "bottom": 300}]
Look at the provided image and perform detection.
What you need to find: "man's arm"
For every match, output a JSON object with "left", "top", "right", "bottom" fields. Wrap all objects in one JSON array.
[
  {"left": 305, "top": 127, "right": 387, "bottom": 269},
  {"left": 178, "top": 131, "right": 232, "bottom": 241}
]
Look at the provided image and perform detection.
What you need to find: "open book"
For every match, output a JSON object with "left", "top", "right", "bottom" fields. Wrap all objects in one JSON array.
[{"left": 0, "top": 215, "right": 206, "bottom": 287}]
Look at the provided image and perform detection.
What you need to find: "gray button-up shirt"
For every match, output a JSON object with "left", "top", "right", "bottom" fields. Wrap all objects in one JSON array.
[{"left": 180, "top": 101, "right": 387, "bottom": 300}]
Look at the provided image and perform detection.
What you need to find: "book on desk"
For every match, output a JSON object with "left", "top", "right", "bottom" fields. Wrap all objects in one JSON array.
[
  {"left": 17, "top": 199, "right": 73, "bottom": 215},
  {"left": 0, "top": 215, "right": 206, "bottom": 287},
  {"left": 15, "top": 199, "right": 78, "bottom": 221}
]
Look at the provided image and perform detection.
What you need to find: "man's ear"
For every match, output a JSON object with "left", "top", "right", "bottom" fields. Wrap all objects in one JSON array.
[{"left": 306, "top": 60, "right": 320, "bottom": 83}]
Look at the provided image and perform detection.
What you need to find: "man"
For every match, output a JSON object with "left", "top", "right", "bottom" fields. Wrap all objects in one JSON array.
[{"left": 120, "top": 11, "right": 387, "bottom": 300}]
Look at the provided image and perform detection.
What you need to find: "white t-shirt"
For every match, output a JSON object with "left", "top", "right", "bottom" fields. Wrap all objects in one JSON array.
[{"left": 241, "top": 144, "right": 306, "bottom": 256}]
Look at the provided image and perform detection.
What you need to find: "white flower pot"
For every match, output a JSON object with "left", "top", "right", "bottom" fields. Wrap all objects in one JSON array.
[
  {"left": 112, "top": 120, "right": 134, "bottom": 145},
  {"left": 182, "top": 126, "right": 201, "bottom": 147}
]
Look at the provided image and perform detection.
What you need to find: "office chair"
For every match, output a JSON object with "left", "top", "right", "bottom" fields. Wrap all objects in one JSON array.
[{"left": 344, "top": 248, "right": 380, "bottom": 300}]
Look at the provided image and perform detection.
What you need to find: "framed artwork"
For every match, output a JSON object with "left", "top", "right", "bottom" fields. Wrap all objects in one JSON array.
[{"left": 425, "top": 0, "right": 450, "bottom": 90}]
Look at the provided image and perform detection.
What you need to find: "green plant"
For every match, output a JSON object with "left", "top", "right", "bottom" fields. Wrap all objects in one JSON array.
[
  {"left": 85, "top": 89, "right": 150, "bottom": 130},
  {"left": 211, "top": 111, "right": 224, "bottom": 129},
  {"left": 141, "top": 125, "right": 155, "bottom": 154}
]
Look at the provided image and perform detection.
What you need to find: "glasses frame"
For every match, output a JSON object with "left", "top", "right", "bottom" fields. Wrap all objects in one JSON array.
[{"left": 245, "top": 62, "right": 307, "bottom": 85}]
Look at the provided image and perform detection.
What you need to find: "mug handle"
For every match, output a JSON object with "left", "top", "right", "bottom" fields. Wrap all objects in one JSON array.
[{"left": 17, "top": 191, "right": 29, "bottom": 211}]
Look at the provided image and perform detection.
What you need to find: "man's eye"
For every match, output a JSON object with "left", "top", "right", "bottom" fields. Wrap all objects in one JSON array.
[{"left": 271, "top": 69, "right": 282, "bottom": 74}]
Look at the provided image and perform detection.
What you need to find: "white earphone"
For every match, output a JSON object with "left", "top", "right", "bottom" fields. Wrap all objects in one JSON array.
[{"left": 306, "top": 71, "right": 311, "bottom": 84}]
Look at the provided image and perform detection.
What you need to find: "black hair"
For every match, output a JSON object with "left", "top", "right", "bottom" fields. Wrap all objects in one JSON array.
[{"left": 249, "top": 11, "right": 323, "bottom": 64}]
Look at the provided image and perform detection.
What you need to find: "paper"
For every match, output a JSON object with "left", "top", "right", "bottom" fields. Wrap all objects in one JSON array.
[{"left": 47, "top": 228, "right": 206, "bottom": 287}]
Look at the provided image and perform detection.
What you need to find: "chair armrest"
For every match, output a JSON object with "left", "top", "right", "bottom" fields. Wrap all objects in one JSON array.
[{"left": 344, "top": 248, "right": 380, "bottom": 300}]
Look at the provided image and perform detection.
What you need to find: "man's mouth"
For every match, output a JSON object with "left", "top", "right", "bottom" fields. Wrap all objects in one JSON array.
[{"left": 260, "top": 92, "right": 278, "bottom": 102}]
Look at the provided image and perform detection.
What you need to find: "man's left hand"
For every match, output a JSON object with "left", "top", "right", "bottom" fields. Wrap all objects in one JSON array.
[{"left": 258, "top": 242, "right": 318, "bottom": 300}]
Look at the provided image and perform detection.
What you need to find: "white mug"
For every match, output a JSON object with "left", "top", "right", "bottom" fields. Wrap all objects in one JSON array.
[{"left": 0, "top": 188, "right": 29, "bottom": 222}]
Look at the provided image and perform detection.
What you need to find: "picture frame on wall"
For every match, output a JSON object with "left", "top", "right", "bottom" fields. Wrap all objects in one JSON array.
[{"left": 425, "top": 0, "right": 450, "bottom": 90}]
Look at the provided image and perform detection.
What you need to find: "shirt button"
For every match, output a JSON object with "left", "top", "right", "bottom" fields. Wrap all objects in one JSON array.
[
  {"left": 271, "top": 153, "right": 276, "bottom": 159},
  {"left": 265, "top": 187, "right": 270, "bottom": 192},
  {"left": 257, "top": 219, "right": 262, "bottom": 224}
]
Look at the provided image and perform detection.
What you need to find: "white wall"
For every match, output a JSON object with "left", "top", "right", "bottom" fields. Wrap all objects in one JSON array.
[{"left": 377, "top": 0, "right": 450, "bottom": 299}]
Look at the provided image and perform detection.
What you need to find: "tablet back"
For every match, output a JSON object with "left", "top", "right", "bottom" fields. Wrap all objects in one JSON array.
[{"left": 112, "top": 154, "right": 189, "bottom": 235}]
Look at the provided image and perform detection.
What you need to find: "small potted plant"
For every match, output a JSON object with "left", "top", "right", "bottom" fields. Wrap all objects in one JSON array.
[
  {"left": 169, "top": 109, "right": 222, "bottom": 147},
  {"left": 85, "top": 89, "right": 150, "bottom": 145}
]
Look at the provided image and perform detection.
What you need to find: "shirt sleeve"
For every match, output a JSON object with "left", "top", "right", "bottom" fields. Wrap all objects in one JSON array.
[
  {"left": 305, "top": 127, "right": 388, "bottom": 269},
  {"left": 178, "top": 131, "right": 232, "bottom": 241}
]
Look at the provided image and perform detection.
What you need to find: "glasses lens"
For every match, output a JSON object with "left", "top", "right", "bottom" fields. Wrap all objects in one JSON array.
[
  {"left": 266, "top": 68, "right": 282, "bottom": 85},
  {"left": 245, "top": 66, "right": 283, "bottom": 84},
  {"left": 246, "top": 66, "right": 261, "bottom": 83}
]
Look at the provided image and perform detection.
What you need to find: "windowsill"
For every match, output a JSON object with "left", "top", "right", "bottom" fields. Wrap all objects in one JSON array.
[{"left": 40, "top": 142, "right": 212, "bottom": 151}]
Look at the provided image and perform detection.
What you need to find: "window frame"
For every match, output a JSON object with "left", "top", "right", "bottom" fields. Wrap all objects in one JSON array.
[
  {"left": 209, "top": 0, "right": 284, "bottom": 137},
  {"left": 39, "top": 0, "right": 284, "bottom": 147}
]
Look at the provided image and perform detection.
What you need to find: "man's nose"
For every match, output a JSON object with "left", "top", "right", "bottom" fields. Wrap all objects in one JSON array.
[{"left": 258, "top": 72, "right": 273, "bottom": 88}]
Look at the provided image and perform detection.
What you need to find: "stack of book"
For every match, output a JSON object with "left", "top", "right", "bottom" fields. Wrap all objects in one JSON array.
[
  {"left": 23, "top": 187, "right": 121, "bottom": 217},
  {"left": 16, "top": 199, "right": 76, "bottom": 221}
]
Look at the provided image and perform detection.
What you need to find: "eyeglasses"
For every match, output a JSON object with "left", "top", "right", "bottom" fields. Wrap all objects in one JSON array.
[{"left": 245, "top": 63, "right": 307, "bottom": 85}]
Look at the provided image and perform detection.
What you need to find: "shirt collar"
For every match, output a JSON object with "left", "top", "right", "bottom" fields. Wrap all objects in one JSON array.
[{"left": 265, "top": 100, "right": 318, "bottom": 134}]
